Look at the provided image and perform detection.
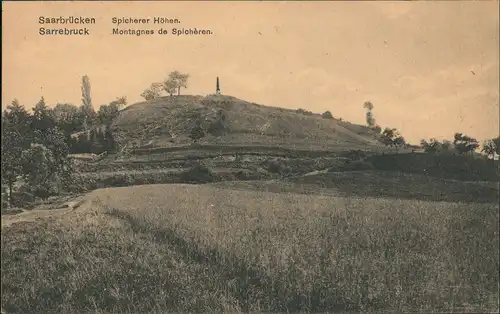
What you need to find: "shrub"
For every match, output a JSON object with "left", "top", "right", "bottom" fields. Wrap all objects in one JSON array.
[
  {"left": 207, "top": 110, "right": 230, "bottom": 136},
  {"left": 296, "top": 108, "right": 313, "bottom": 116},
  {"left": 181, "top": 165, "right": 216, "bottom": 184},
  {"left": 321, "top": 111, "right": 333, "bottom": 119},
  {"left": 189, "top": 125, "right": 205, "bottom": 143},
  {"left": 264, "top": 159, "right": 291, "bottom": 175}
]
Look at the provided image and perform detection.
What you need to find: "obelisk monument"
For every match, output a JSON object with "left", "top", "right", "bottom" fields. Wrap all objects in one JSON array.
[{"left": 216, "top": 77, "right": 221, "bottom": 95}]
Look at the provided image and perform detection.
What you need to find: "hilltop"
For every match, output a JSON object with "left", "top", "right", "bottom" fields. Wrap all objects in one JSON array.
[{"left": 110, "top": 95, "right": 386, "bottom": 152}]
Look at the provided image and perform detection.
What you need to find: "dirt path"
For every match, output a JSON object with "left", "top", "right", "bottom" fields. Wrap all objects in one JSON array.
[{"left": 1, "top": 196, "right": 90, "bottom": 228}]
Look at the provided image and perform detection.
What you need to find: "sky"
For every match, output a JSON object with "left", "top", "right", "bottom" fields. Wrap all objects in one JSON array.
[{"left": 2, "top": 1, "right": 499, "bottom": 144}]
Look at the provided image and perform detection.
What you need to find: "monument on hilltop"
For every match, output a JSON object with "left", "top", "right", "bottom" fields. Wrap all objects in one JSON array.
[{"left": 216, "top": 77, "right": 221, "bottom": 95}]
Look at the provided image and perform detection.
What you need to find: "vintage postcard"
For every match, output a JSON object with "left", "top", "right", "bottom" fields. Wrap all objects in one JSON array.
[{"left": 1, "top": 1, "right": 499, "bottom": 313}]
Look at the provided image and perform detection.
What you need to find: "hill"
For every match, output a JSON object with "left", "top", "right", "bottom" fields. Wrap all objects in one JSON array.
[{"left": 110, "top": 95, "right": 387, "bottom": 152}]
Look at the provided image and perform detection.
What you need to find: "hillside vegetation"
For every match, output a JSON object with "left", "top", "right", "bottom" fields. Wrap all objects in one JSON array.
[{"left": 111, "top": 95, "right": 386, "bottom": 151}]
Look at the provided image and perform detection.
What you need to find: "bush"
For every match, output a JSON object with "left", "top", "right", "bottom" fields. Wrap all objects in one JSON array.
[
  {"left": 321, "top": 111, "right": 333, "bottom": 119},
  {"left": 189, "top": 125, "right": 205, "bottom": 143},
  {"left": 296, "top": 108, "right": 313, "bottom": 116},
  {"left": 181, "top": 165, "right": 216, "bottom": 184},
  {"left": 264, "top": 159, "right": 291, "bottom": 175},
  {"left": 207, "top": 110, "right": 230, "bottom": 136}
]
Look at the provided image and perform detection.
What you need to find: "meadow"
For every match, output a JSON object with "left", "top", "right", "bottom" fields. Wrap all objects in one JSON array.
[{"left": 2, "top": 183, "right": 498, "bottom": 313}]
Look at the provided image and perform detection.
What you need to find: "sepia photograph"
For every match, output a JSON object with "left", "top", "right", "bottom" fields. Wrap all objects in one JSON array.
[{"left": 1, "top": 1, "right": 499, "bottom": 313}]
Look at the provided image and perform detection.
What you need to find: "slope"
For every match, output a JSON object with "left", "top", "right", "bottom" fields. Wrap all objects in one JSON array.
[{"left": 111, "top": 95, "right": 386, "bottom": 152}]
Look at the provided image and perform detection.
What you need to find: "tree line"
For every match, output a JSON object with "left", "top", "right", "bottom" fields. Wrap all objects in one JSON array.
[
  {"left": 420, "top": 134, "right": 500, "bottom": 158},
  {"left": 1, "top": 75, "right": 125, "bottom": 206},
  {"left": 361, "top": 100, "right": 500, "bottom": 157}
]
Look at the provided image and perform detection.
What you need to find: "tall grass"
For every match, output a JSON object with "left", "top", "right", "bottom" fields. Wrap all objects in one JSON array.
[
  {"left": 2, "top": 184, "right": 498, "bottom": 312},
  {"left": 103, "top": 185, "right": 499, "bottom": 312}
]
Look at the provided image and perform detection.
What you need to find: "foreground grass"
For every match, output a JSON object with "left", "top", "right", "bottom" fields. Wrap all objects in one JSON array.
[
  {"left": 2, "top": 184, "right": 499, "bottom": 312},
  {"left": 1, "top": 206, "right": 241, "bottom": 313}
]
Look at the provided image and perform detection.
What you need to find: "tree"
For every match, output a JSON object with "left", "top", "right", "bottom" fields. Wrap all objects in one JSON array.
[
  {"left": 453, "top": 133, "right": 479, "bottom": 155},
  {"left": 97, "top": 97, "right": 125, "bottom": 126},
  {"left": 1, "top": 128, "right": 24, "bottom": 206},
  {"left": 420, "top": 138, "right": 455, "bottom": 154},
  {"left": 75, "top": 133, "right": 91, "bottom": 153},
  {"left": 2, "top": 99, "right": 72, "bottom": 203},
  {"left": 381, "top": 128, "right": 405, "bottom": 149},
  {"left": 393, "top": 135, "right": 406, "bottom": 149},
  {"left": 363, "top": 101, "right": 376, "bottom": 127},
  {"left": 441, "top": 140, "right": 452, "bottom": 151},
  {"left": 420, "top": 138, "right": 440, "bottom": 153},
  {"left": 3, "top": 99, "right": 33, "bottom": 146},
  {"left": 4, "top": 99, "right": 32, "bottom": 135},
  {"left": 167, "top": 71, "right": 189, "bottom": 95},
  {"left": 163, "top": 78, "right": 177, "bottom": 97},
  {"left": 363, "top": 101, "right": 374, "bottom": 111},
  {"left": 321, "top": 111, "right": 333, "bottom": 119},
  {"left": 32, "top": 97, "right": 57, "bottom": 132},
  {"left": 21, "top": 144, "right": 61, "bottom": 200},
  {"left": 81, "top": 75, "right": 93, "bottom": 110},
  {"left": 53, "top": 103, "right": 83, "bottom": 134},
  {"left": 104, "top": 127, "right": 117, "bottom": 152},
  {"left": 481, "top": 139, "right": 498, "bottom": 160},
  {"left": 97, "top": 105, "right": 112, "bottom": 125},
  {"left": 2, "top": 101, "right": 33, "bottom": 206},
  {"left": 31, "top": 127, "right": 71, "bottom": 175},
  {"left": 492, "top": 136, "right": 500, "bottom": 156},
  {"left": 381, "top": 128, "right": 395, "bottom": 147},
  {"left": 141, "top": 83, "right": 163, "bottom": 101},
  {"left": 81, "top": 75, "right": 95, "bottom": 129},
  {"left": 110, "top": 96, "right": 127, "bottom": 108}
]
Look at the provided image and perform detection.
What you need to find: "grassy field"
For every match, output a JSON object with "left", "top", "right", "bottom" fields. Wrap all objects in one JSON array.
[
  {"left": 2, "top": 182, "right": 498, "bottom": 313},
  {"left": 214, "top": 170, "right": 500, "bottom": 204}
]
